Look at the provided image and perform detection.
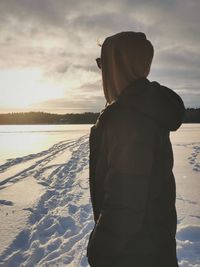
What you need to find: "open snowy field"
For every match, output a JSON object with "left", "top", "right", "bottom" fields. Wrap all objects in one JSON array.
[
  {"left": 0, "top": 124, "right": 199, "bottom": 267},
  {"left": 171, "top": 124, "right": 200, "bottom": 267}
]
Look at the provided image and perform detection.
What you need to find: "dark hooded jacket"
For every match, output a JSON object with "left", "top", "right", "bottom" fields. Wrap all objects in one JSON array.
[{"left": 87, "top": 77, "right": 185, "bottom": 267}]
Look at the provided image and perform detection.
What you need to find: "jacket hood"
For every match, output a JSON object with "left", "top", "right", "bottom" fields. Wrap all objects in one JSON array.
[
  {"left": 101, "top": 32, "right": 154, "bottom": 104},
  {"left": 98, "top": 78, "right": 185, "bottom": 132}
]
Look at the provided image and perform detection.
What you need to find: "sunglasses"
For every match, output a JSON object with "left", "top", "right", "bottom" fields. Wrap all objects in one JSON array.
[{"left": 96, "top": 58, "right": 101, "bottom": 69}]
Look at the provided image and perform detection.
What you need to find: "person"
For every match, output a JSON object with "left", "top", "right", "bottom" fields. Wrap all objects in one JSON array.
[{"left": 86, "top": 31, "right": 185, "bottom": 267}]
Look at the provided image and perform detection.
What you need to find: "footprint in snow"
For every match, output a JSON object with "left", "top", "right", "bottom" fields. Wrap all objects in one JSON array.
[{"left": 0, "top": 199, "right": 14, "bottom": 206}]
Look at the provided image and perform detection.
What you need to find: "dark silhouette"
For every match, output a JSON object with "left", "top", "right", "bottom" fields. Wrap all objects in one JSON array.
[{"left": 87, "top": 32, "right": 185, "bottom": 267}]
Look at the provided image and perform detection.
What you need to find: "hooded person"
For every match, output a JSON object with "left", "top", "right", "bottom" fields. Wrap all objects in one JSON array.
[
  {"left": 86, "top": 31, "right": 185, "bottom": 267},
  {"left": 101, "top": 31, "right": 154, "bottom": 104}
]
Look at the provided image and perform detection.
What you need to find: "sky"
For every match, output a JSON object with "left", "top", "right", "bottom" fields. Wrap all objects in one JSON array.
[{"left": 0, "top": 0, "right": 199, "bottom": 114}]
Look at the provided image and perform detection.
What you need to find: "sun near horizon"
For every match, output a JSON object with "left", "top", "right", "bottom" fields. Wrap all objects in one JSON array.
[
  {"left": 0, "top": 0, "right": 199, "bottom": 115},
  {"left": 0, "top": 68, "right": 69, "bottom": 113}
]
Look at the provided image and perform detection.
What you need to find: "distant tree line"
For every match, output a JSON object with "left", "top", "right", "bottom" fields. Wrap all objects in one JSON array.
[
  {"left": 0, "top": 112, "right": 99, "bottom": 124},
  {"left": 183, "top": 108, "right": 200, "bottom": 123},
  {"left": 0, "top": 108, "right": 199, "bottom": 124}
]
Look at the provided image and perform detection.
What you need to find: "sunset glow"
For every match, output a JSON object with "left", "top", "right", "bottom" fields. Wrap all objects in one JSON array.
[
  {"left": 0, "top": 69, "right": 65, "bottom": 110},
  {"left": 0, "top": 0, "right": 199, "bottom": 113}
]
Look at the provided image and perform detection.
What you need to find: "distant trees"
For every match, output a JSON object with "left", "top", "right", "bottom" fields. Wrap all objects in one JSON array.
[
  {"left": 59, "top": 112, "right": 99, "bottom": 124},
  {"left": 0, "top": 112, "right": 60, "bottom": 124},
  {"left": 0, "top": 109, "right": 199, "bottom": 124},
  {"left": 183, "top": 108, "right": 200, "bottom": 123},
  {"left": 0, "top": 112, "right": 99, "bottom": 124}
]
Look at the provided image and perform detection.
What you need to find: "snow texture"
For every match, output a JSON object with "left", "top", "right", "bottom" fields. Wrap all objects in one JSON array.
[
  {"left": 0, "top": 135, "right": 94, "bottom": 267},
  {"left": 0, "top": 125, "right": 199, "bottom": 267}
]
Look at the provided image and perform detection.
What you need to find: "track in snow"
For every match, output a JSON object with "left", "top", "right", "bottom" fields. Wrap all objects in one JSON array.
[{"left": 0, "top": 134, "right": 94, "bottom": 267}]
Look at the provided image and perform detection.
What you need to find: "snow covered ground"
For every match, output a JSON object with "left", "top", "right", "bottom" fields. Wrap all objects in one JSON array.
[
  {"left": 171, "top": 124, "right": 200, "bottom": 267},
  {"left": 0, "top": 124, "right": 199, "bottom": 267}
]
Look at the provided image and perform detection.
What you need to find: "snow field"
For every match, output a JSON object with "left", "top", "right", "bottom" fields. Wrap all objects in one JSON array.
[
  {"left": 0, "top": 124, "right": 199, "bottom": 267},
  {"left": 0, "top": 135, "right": 94, "bottom": 267}
]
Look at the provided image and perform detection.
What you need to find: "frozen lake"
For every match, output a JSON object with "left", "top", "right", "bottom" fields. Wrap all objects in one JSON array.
[
  {"left": 0, "top": 123, "right": 199, "bottom": 266},
  {"left": 171, "top": 124, "right": 200, "bottom": 267},
  {"left": 0, "top": 124, "right": 92, "bottom": 164}
]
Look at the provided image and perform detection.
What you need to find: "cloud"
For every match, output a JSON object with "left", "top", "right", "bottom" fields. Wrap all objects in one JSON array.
[
  {"left": 0, "top": 0, "right": 199, "bottom": 112},
  {"left": 31, "top": 79, "right": 105, "bottom": 113},
  {"left": 34, "top": 95, "right": 105, "bottom": 114}
]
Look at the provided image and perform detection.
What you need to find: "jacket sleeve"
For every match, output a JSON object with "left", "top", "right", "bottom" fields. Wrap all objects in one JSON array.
[{"left": 87, "top": 110, "right": 156, "bottom": 267}]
